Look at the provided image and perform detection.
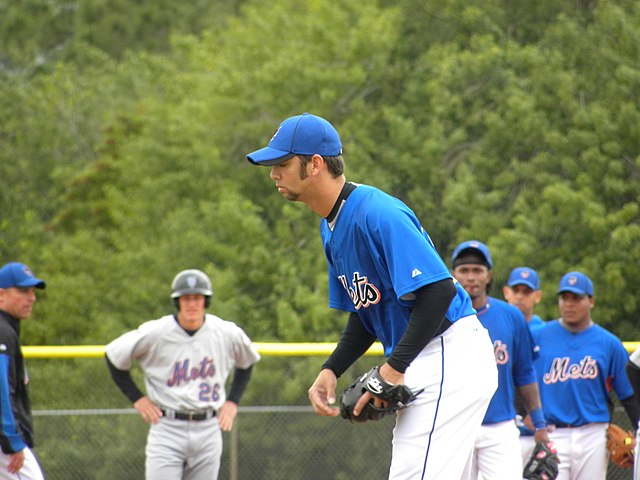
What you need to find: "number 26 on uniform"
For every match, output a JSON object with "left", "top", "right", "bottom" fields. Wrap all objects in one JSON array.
[{"left": 199, "top": 382, "right": 220, "bottom": 402}]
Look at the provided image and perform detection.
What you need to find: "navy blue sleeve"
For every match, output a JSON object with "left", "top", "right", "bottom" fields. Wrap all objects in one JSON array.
[
  {"left": 227, "top": 365, "right": 254, "bottom": 405},
  {"left": 105, "top": 354, "right": 144, "bottom": 404}
]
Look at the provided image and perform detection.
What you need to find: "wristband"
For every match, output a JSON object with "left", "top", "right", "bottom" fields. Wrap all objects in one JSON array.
[{"left": 530, "top": 407, "right": 546, "bottom": 430}]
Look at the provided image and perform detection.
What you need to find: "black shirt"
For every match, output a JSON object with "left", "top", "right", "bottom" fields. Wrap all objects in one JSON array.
[{"left": 0, "top": 309, "right": 34, "bottom": 452}]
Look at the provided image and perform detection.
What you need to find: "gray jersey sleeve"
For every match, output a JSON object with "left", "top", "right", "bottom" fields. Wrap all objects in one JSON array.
[{"left": 105, "top": 319, "right": 158, "bottom": 370}]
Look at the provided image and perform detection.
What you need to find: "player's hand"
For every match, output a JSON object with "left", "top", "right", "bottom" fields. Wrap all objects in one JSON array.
[
  {"left": 533, "top": 427, "right": 551, "bottom": 444},
  {"left": 7, "top": 450, "right": 24, "bottom": 474},
  {"left": 353, "top": 363, "right": 404, "bottom": 416},
  {"left": 134, "top": 396, "right": 163, "bottom": 424},
  {"left": 308, "top": 368, "right": 340, "bottom": 417},
  {"left": 218, "top": 401, "right": 238, "bottom": 432},
  {"left": 378, "top": 363, "right": 404, "bottom": 385}
]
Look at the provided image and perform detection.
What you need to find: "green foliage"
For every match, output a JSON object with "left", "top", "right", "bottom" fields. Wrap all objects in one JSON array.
[
  {"left": 3, "top": 0, "right": 640, "bottom": 416},
  {"left": 0, "top": 0, "right": 248, "bottom": 72}
]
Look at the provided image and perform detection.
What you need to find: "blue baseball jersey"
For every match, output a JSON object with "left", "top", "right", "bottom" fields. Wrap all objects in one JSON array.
[
  {"left": 529, "top": 315, "right": 544, "bottom": 330},
  {"left": 476, "top": 297, "right": 537, "bottom": 425},
  {"left": 321, "top": 185, "right": 475, "bottom": 356},
  {"left": 532, "top": 320, "right": 633, "bottom": 426}
]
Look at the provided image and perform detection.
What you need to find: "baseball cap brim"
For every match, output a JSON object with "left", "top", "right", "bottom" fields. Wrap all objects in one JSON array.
[
  {"left": 508, "top": 280, "right": 537, "bottom": 290},
  {"left": 247, "top": 148, "right": 294, "bottom": 166},
  {"left": 557, "top": 286, "right": 588, "bottom": 296},
  {"left": 18, "top": 278, "right": 46, "bottom": 289}
]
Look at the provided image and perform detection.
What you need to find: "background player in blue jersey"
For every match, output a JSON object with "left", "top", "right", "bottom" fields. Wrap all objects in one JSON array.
[
  {"left": 0, "top": 262, "right": 46, "bottom": 480},
  {"left": 533, "top": 271, "right": 639, "bottom": 480},
  {"left": 451, "top": 241, "right": 550, "bottom": 480},
  {"left": 247, "top": 113, "right": 498, "bottom": 479},
  {"left": 503, "top": 266, "right": 546, "bottom": 463},
  {"left": 503, "top": 267, "right": 544, "bottom": 331}
]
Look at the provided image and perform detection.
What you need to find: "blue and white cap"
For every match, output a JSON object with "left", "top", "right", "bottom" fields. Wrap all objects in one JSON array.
[
  {"left": 247, "top": 113, "right": 342, "bottom": 166},
  {"left": 557, "top": 271, "right": 593, "bottom": 297},
  {"left": 507, "top": 267, "right": 540, "bottom": 290},
  {"left": 0, "top": 262, "right": 46, "bottom": 289},
  {"left": 451, "top": 240, "right": 493, "bottom": 269}
]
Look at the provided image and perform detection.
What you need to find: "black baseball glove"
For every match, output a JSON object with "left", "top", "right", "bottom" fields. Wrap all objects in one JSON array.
[
  {"left": 340, "top": 366, "right": 422, "bottom": 423},
  {"left": 523, "top": 441, "right": 560, "bottom": 480}
]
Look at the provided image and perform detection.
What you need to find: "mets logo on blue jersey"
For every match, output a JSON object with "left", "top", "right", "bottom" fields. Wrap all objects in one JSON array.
[
  {"left": 338, "top": 272, "right": 381, "bottom": 310},
  {"left": 493, "top": 340, "right": 509, "bottom": 365},
  {"left": 542, "top": 356, "right": 598, "bottom": 384}
]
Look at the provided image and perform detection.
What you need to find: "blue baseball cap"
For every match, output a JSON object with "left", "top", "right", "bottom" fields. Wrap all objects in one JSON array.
[
  {"left": 0, "top": 262, "right": 46, "bottom": 289},
  {"left": 451, "top": 240, "right": 493, "bottom": 269},
  {"left": 507, "top": 267, "right": 540, "bottom": 290},
  {"left": 557, "top": 271, "right": 593, "bottom": 297},
  {"left": 247, "top": 113, "right": 342, "bottom": 166}
]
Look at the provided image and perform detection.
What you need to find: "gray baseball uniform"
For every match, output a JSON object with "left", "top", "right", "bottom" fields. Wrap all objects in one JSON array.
[{"left": 106, "top": 313, "right": 260, "bottom": 479}]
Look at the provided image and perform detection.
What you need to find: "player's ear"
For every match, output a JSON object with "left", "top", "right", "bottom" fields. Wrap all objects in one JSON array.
[
  {"left": 502, "top": 286, "right": 512, "bottom": 300},
  {"left": 310, "top": 154, "right": 325, "bottom": 174},
  {"left": 534, "top": 290, "right": 542, "bottom": 304}
]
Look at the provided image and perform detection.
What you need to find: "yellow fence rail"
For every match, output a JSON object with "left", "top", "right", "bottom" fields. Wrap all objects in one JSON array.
[
  {"left": 21, "top": 341, "right": 640, "bottom": 359},
  {"left": 21, "top": 342, "right": 386, "bottom": 359}
]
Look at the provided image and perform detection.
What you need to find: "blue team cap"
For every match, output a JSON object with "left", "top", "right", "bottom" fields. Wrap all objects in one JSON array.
[
  {"left": 557, "top": 271, "right": 593, "bottom": 297},
  {"left": 451, "top": 240, "right": 493, "bottom": 269},
  {"left": 0, "top": 262, "right": 46, "bottom": 289},
  {"left": 507, "top": 267, "right": 540, "bottom": 290},
  {"left": 247, "top": 113, "right": 342, "bottom": 166}
]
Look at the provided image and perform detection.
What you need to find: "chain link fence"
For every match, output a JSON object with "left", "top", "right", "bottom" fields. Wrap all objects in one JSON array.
[
  {"left": 33, "top": 406, "right": 395, "bottom": 479},
  {"left": 31, "top": 405, "right": 634, "bottom": 479}
]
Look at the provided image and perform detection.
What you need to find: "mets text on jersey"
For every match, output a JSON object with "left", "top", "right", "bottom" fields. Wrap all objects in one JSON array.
[
  {"left": 542, "top": 356, "right": 598, "bottom": 383},
  {"left": 338, "top": 272, "right": 381, "bottom": 310},
  {"left": 166, "top": 357, "right": 216, "bottom": 387}
]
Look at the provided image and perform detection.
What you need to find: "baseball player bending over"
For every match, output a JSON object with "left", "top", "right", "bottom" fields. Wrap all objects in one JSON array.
[
  {"left": 533, "top": 272, "right": 639, "bottom": 480},
  {"left": 451, "top": 241, "right": 551, "bottom": 480},
  {"left": 247, "top": 113, "right": 498, "bottom": 479},
  {"left": 105, "top": 269, "right": 260, "bottom": 480}
]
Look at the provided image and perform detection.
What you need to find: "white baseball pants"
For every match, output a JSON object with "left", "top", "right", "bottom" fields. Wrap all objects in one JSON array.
[{"left": 389, "top": 315, "right": 498, "bottom": 480}]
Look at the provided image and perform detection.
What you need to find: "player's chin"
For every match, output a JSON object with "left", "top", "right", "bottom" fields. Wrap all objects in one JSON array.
[
  {"left": 282, "top": 192, "right": 299, "bottom": 201},
  {"left": 464, "top": 287, "right": 480, "bottom": 297}
]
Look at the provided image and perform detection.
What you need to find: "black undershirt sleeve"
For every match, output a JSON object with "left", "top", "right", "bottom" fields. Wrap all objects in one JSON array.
[
  {"left": 227, "top": 365, "right": 254, "bottom": 405},
  {"left": 624, "top": 360, "right": 640, "bottom": 429},
  {"left": 322, "top": 312, "right": 377, "bottom": 378},
  {"left": 105, "top": 354, "right": 145, "bottom": 404},
  {"left": 620, "top": 394, "right": 640, "bottom": 430},
  {"left": 626, "top": 361, "right": 640, "bottom": 404},
  {"left": 321, "top": 279, "right": 456, "bottom": 377},
  {"left": 387, "top": 279, "right": 457, "bottom": 373}
]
